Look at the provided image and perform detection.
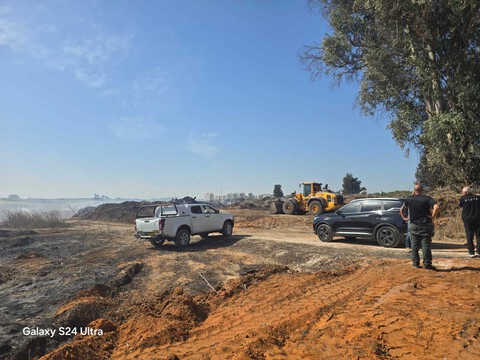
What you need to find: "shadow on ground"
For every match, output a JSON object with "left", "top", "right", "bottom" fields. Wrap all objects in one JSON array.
[{"left": 148, "top": 234, "right": 250, "bottom": 253}]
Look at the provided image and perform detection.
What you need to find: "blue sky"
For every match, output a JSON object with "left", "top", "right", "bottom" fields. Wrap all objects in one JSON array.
[{"left": 0, "top": 0, "right": 419, "bottom": 199}]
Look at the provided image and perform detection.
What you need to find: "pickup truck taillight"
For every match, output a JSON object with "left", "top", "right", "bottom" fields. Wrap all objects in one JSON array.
[{"left": 159, "top": 219, "right": 165, "bottom": 231}]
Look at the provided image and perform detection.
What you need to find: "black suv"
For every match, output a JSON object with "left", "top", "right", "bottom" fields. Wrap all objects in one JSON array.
[{"left": 312, "top": 198, "right": 407, "bottom": 248}]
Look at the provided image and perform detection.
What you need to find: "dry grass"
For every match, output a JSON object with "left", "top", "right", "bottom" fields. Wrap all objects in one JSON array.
[
  {"left": 435, "top": 215, "right": 465, "bottom": 241},
  {"left": 1, "top": 209, "right": 70, "bottom": 229}
]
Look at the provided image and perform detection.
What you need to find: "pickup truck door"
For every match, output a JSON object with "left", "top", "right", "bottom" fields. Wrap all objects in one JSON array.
[
  {"left": 203, "top": 205, "right": 223, "bottom": 232},
  {"left": 190, "top": 205, "right": 206, "bottom": 234}
]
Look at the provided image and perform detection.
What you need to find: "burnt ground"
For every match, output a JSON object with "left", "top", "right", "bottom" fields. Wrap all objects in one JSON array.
[{"left": 0, "top": 210, "right": 479, "bottom": 359}]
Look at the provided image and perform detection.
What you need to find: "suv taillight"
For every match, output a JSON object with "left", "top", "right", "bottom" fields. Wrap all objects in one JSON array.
[
  {"left": 159, "top": 219, "right": 165, "bottom": 231},
  {"left": 134, "top": 221, "right": 137, "bottom": 232}
]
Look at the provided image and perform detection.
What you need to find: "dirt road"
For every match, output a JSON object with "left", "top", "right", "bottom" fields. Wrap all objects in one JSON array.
[{"left": 1, "top": 210, "right": 479, "bottom": 359}]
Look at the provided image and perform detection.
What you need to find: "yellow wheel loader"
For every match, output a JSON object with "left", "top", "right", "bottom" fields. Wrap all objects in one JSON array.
[{"left": 269, "top": 182, "right": 344, "bottom": 216}]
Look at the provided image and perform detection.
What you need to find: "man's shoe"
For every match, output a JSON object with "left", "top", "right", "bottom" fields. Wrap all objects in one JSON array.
[
  {"left": 424, "top": 265, "right": 437, "bottom": 270},
  {"left": 412, "top": 264, "right": 420, "bottom": 269},
  {"left": 468, "top": 253, "right": 476, "bottom": 258}
]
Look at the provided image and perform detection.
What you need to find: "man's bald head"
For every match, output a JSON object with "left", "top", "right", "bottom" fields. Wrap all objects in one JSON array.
[
  {"left": 462, "top": 186, "right": 471, "bottom": 195},
  {"left": 413, "top": 184, "right": 423, "bottom": 195}
]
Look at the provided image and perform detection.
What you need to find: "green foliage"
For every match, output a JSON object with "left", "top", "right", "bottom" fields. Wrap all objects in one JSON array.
[
  {"left": 367, "top": 190, "right": 412, "bottom": 198},
  {"left": 420, "top": 112, "right": 480, "bottom": 187},
  {"left": 342, "top": 173, "right": 365, "bottom": 194},
  {"left": 273, "top": 184, "right": 284, "bottom": 198},
  {"left": 415, "top": 152, "right": 441, "bottom": 190},
  {"left": 301, "top": 0, "right": 480, "bottom": 187}
]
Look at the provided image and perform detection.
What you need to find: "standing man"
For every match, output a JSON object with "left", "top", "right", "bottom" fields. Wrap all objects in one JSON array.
[
  {"left": 459, "top": 186, "right": 480, "bottom": 257},
  {"left": 401, "top": 184, "right": 439, "bottom": 270}
]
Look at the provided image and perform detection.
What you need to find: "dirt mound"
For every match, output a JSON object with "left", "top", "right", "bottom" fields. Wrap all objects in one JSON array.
[
  {"left": 73, "top": 197, "right": 201, "bottom": 223},
  {"left": 430, "top": 188, "right": 462, "bottom": 217},
  {"left": 226, "top": 198, "right": 273, "bottom": 211},
  {"left": 39, "top": 261, "right": 480, "bottom": 359},
  {"left": 73, "top": 201, "right": 154, "bottom": 223},
  {"left": 40, "top": 267, "right": 289, "bottom": 360},
  {"left": 234, "top": 210, "right": 311, "bottom": 229},
  {"left": 429, "top": 188, "right": 465, "bottom": 241}
]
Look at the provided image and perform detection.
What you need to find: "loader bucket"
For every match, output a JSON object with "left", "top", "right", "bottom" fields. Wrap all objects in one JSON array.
[{"left": 269, "top": 200, "right": 285, "bottom": 214}]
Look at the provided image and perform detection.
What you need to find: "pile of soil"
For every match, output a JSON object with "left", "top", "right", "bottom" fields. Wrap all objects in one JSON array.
[
  {"left": 73, "top": 197, "right": 199, "bottom": 223},
  {"left": 226, "top": 198, "right": 273, "bottom": 211},
  {"left": 430, "top": 188, "right": 466, "bottom": 241},
  {"left": 73, "top": 201, "right": 154, "bottom": 223},
  {"left": 40, "top": 261, "right": 480, "bottom": 360},
  {"left": 234, "top": 210, "right": 311, "bottom": 229}
]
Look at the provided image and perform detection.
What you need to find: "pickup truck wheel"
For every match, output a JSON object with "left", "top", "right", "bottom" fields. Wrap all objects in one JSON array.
[
  {"left": 174, "top": 228, "right": 191, "bottom": 247},
  {"left": 149, "top": 237, "right": 165, "bottom": 247},
  {"left": 222, "top": 221, "right": 233, "bottom": 237}
]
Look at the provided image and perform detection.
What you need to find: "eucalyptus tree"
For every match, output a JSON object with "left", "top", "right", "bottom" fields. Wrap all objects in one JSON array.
[{"left": 301, "top": 0, "right": 480, "bottom": 186}]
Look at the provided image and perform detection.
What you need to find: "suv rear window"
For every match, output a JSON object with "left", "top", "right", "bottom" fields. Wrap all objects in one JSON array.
[
  {"left": 339, "top": 201, "right": 361, "bottom": 213},
  {"left": 361, "top": 200, "right": 382, "bottom": 212},
  {"left": 383, "top": 200, "right": 402, "bottom": 210}
]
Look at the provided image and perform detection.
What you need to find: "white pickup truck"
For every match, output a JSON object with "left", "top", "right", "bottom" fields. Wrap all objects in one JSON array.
[{"left": 134, "top": 203, "right": 234, "bottom": 247}]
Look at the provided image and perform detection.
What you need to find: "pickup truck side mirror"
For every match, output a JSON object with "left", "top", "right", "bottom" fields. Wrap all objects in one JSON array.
[{"left": 215, "top": 209, "right": 219, "bottom": 214}]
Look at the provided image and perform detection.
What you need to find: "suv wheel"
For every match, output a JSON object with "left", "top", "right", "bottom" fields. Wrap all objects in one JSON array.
[
  {"left": 376, "top": 225, "right": 400, "bottom": 248},
  {"left": 317, "top": 224, "right": 333, "bottom": 242}
]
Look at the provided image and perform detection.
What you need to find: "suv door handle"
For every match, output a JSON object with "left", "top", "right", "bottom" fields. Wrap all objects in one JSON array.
[
  {"left": 206, "top": 216, "right": 210, "bottom": 218},
  {"left": 192, "top": 216, "right": 197, "bottom": 218}
]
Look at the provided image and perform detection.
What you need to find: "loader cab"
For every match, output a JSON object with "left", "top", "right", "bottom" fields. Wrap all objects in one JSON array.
[{"left": 300, "top": 182, "right": 322, "bottom": 197}]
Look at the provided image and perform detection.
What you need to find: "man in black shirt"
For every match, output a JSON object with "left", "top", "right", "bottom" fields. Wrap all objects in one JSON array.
[
  {"left": 459, "top": 186, "right": 480, "bottom": 257},
  {"left": 401, "top": 184, "right": 439, "bottom": 270}
]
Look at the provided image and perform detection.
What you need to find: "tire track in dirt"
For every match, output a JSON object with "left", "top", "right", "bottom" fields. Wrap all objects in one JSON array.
[
  {"left": 283, "top": 263, "right": 480, "bottom": 360},
  {"left": 363, "top": 273, "right": 480, "bottom": 360},
  {"left": 111, "top": 261, "right": 391, "bottom": 359}
]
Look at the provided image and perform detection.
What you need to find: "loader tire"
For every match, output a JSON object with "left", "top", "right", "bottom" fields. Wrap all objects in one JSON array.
[
  {"left": 283, "top": 200, "right": 297, "bottom": 215},
  {"left": 308, "top": 200, "right": 324, "bottom": 215}
]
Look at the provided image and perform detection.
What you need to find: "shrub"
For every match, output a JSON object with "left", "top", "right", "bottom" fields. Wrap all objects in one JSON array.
[{"left": 1, "top": 210, "right": 69, "bottom": 229}]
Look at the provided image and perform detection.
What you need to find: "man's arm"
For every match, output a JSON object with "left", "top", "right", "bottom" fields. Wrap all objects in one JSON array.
[
  {"left": 399, "top": 205, "right": 408, "bottom": 221},
  {"left": 431, "top": 204, "right": 440, "bottom": 220}
]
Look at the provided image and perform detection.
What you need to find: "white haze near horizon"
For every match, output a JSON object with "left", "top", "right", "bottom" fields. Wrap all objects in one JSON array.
[{"left": 0, "top": 198, "right": 128, "bottom": 221}]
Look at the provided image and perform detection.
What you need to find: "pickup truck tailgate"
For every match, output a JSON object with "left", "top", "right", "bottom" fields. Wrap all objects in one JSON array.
[{"left": 136, "top": 218, "right": 159, "bottom": 232}]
